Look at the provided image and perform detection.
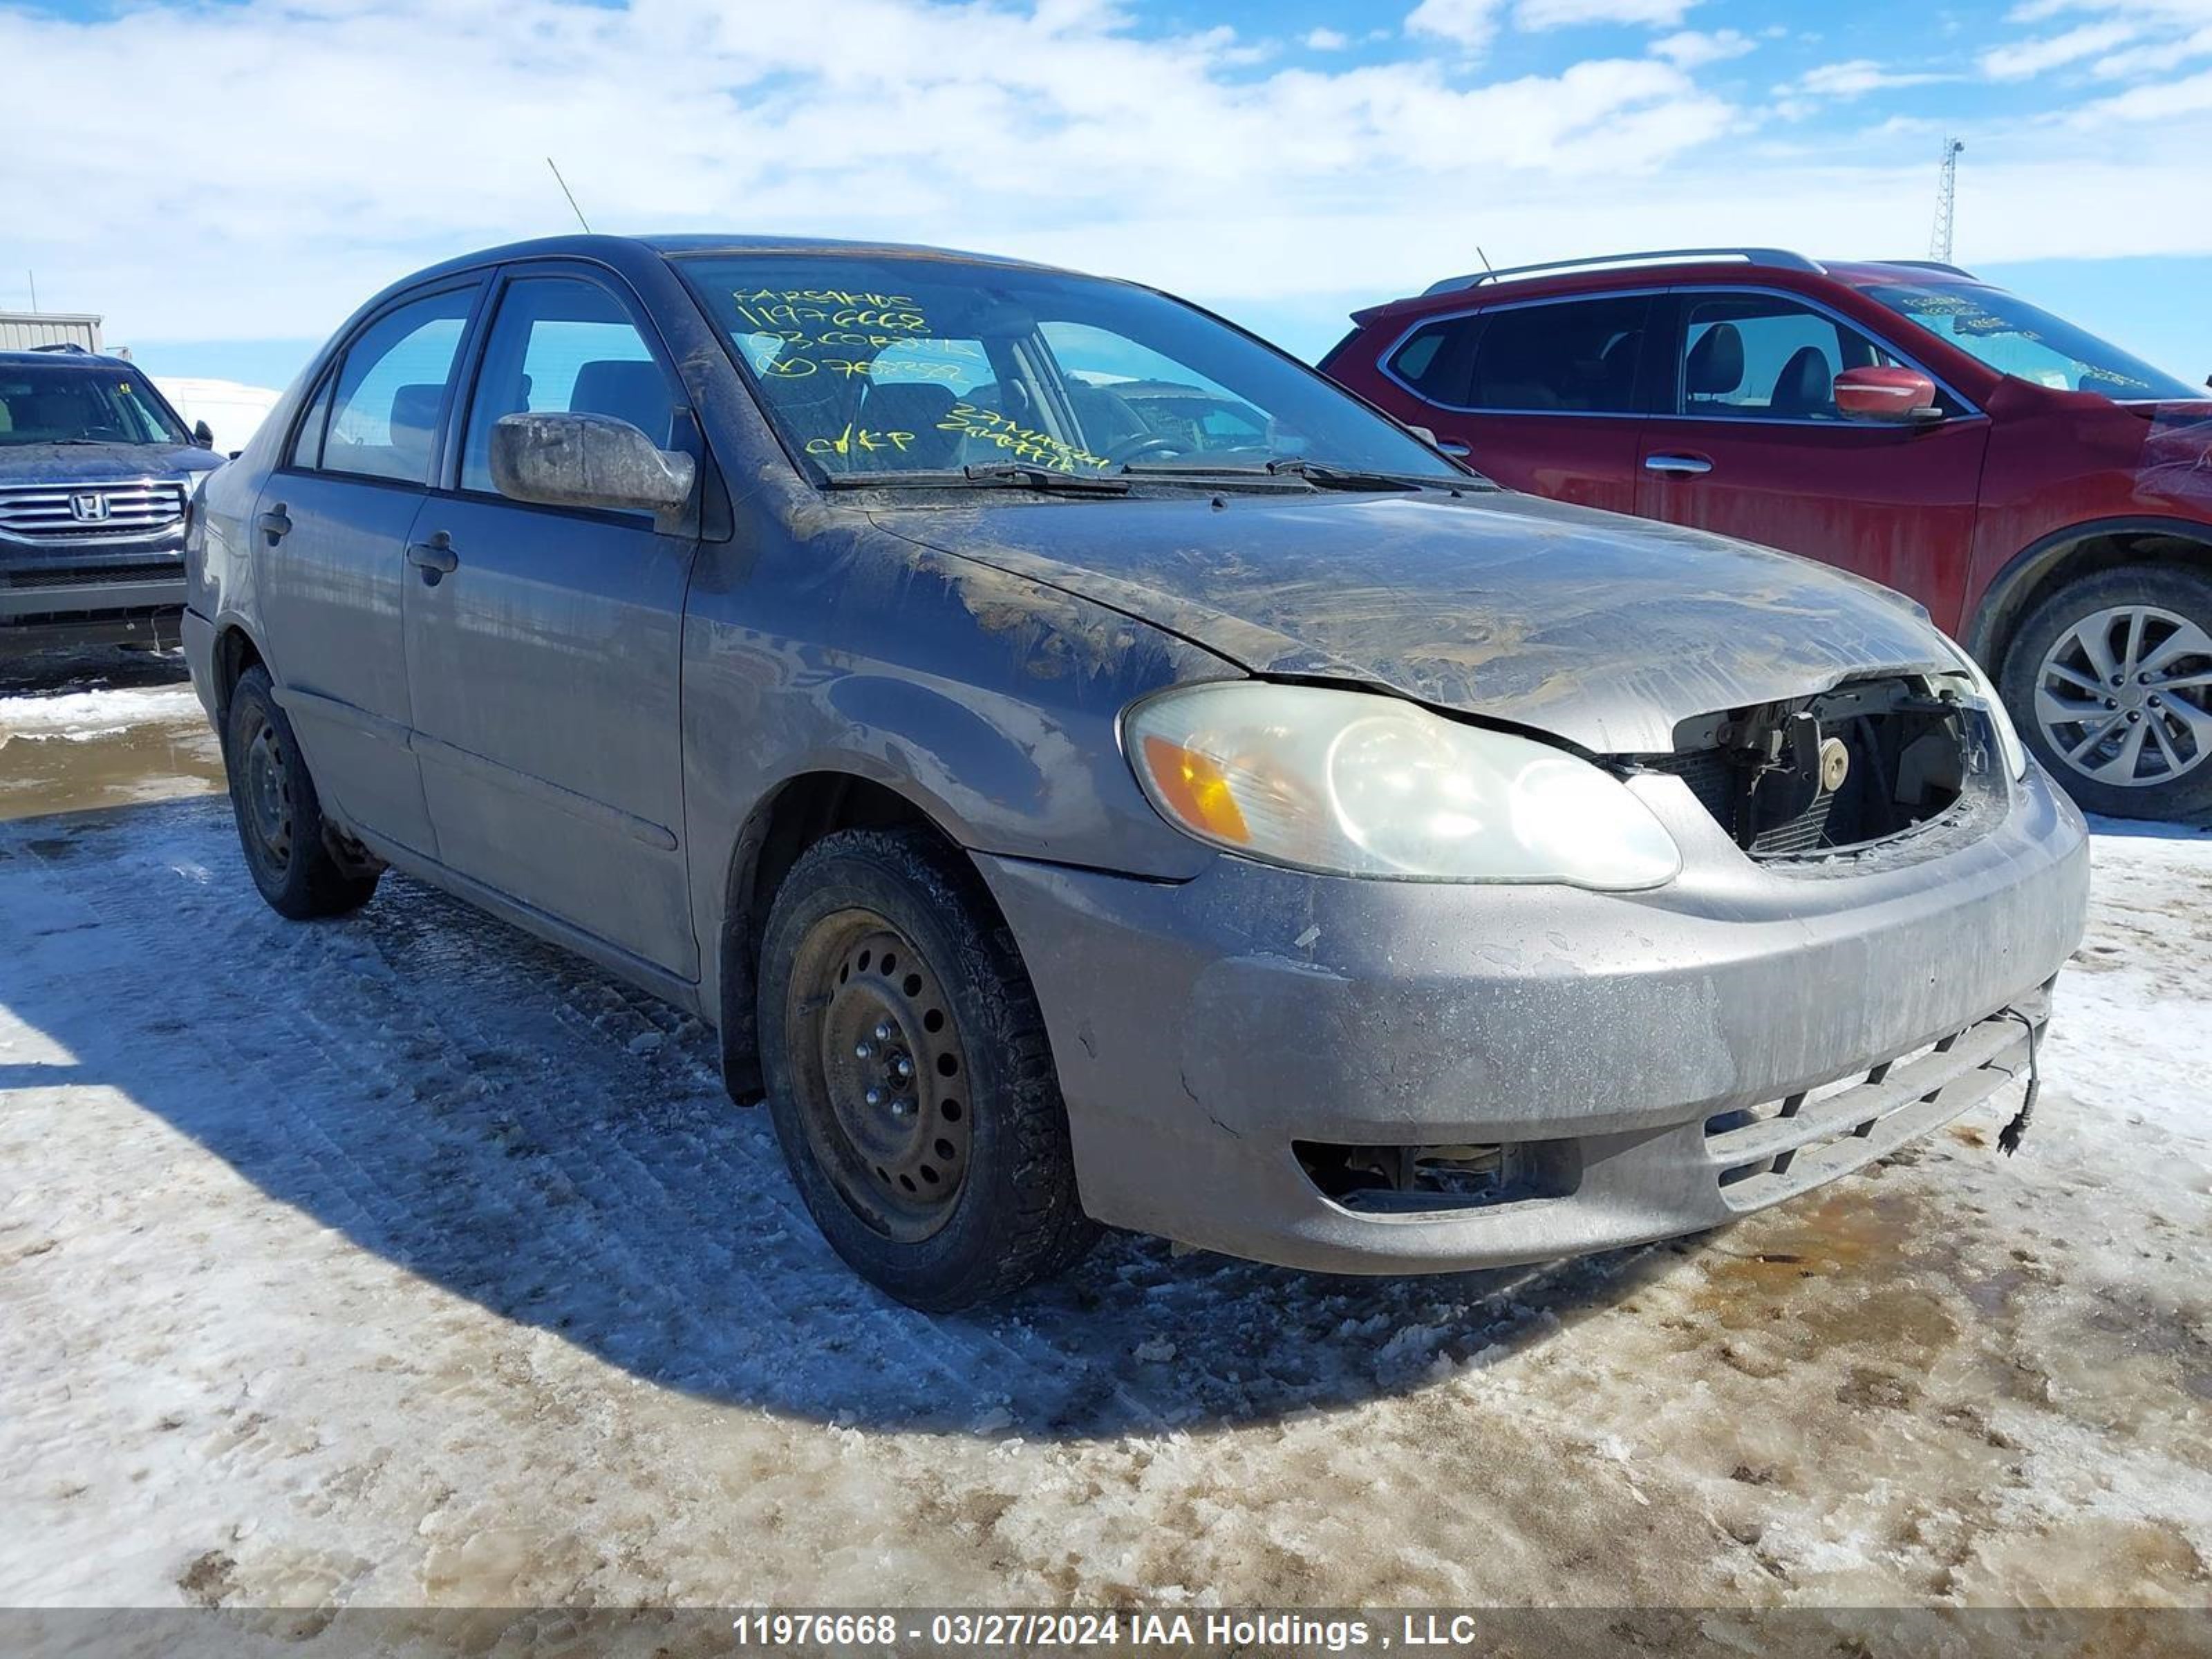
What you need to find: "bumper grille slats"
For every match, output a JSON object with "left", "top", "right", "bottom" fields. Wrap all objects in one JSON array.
[
  {"left": 1704, "top": 1015, "right": 2021, "bottom": 1169},
  {"left": 3, "top": 560, "right": 180, "bottom": 590},
  {"left": 1706, "top": 991, "right": 2047, "bottom": 1205}
]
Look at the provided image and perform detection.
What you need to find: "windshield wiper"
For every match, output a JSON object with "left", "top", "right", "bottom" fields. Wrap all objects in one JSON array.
[
  {"left": 823, "top": 464, "right": 1130, "bottom": 496},
  {"left": 1262, "top": 458, "right": 1484, "bottom": 492},
  {"left": 1118, "top": 458, "right": 1484, "bottom": 492},
  {"left": 960, "top": 463, "right": 1130, "bottom": 494}
]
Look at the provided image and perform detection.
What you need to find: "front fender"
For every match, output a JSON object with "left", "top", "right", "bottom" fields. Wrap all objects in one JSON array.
[
  {"left": 679, "top": 512, "right": 1239, "bottom": 1035},
  {"left": 1965, "top": 512, "right": 2212, "bottom": 664}
]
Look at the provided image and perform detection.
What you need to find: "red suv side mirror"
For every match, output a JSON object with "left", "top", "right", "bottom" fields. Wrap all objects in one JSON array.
[{"left": 1835, "top": 365, "right": 1940, "bottom": 424}]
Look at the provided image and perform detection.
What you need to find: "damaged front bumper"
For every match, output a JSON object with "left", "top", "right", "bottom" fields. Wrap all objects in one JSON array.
[{"left": 975, "top": 765, "right": 2090, "bottom": 1274}]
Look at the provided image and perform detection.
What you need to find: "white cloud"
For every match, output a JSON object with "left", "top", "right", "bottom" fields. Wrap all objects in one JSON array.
[
  {"left": 2092, "top": 21, "right": 2212, "bottom": 70},
  {"left": 1407, "top": 0, "right": 1697, "bottom": 50},
  {"left": 1405, "top": 0, "right": 1504, "bottom": 50},
  {"left": 2013, "top": 0, "right": 2212, "bottom": 19},
  {"left": 1305, "top": 26, "right": 1351, "bottom": 50},
  {"left": 1981, "top": 19, "right": 2138, "bottom": 76},
  {"left": 2068, "top": 63, "right": 2212, "bottom": 118},
  {"left": 2, "top": 0, "right": 2208, "bottom": 356},
  {"left": 1515, "top": 0, "right": 1698, "bottom": 26},
  {"left": 1792, "top": 59, "right": 1956, "bottom": 97},
  {"left": 1652, "top": 28, "right": 1754, "bottom": 66}
]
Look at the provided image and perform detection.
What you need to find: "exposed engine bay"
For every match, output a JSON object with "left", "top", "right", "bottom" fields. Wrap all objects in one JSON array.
[{"left": 1636, "top": 675, "right": 1995, "bottom": 859}]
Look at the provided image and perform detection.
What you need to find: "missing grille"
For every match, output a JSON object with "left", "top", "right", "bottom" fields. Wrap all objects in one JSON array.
[{"left": 1632, "top": 675, "right": 1984, "bottom": 860}]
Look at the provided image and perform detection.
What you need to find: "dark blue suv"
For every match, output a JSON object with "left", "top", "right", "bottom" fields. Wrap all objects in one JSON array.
[{"left": 1, "top": 346, "right": 222, "bottom": 650}]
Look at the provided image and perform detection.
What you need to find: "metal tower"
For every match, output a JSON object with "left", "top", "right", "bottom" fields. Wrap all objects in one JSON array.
[{"left": 1931, "top": 138, "right": 1965, "bottom": 263}]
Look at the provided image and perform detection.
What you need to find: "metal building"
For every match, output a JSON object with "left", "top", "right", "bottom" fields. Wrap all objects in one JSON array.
[{"left": 0, "top": 311, "right": 104, "bottom": 353}]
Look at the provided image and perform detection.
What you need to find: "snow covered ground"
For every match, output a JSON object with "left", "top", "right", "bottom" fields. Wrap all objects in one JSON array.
[{"left": 1, "top": 668, "right": 2208, "bottom": 1612}]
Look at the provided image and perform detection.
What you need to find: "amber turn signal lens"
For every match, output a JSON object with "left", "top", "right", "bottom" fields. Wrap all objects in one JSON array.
[{"left": 1140, "top": 734, "right": 1251, "bottom": 844}]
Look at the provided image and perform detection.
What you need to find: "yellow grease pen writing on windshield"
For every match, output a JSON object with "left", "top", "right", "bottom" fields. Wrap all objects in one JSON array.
[
  {"left": 804, "top": 424, "right": 919, "bottom": 458},
  {"left": 937, "top": 403, "right": 1112, "bottom": 473}
]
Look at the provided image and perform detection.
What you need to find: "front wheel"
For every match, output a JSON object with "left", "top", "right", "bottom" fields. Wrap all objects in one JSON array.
[
  {"left": 224, "top": 666, "right": 380, "bottom": 919},
  {"left": 2000, "top": 563, "right": 2212, "bottom": 822},
  {"left": 757, "top": 827, "right": 1097, "bottom": 1310}
]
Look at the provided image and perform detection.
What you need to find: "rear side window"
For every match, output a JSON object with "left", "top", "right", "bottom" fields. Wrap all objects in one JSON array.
[
  {"left": 1465, "top": 297, "right": 1650, "bottom": 414},
  {"left": 321, "top": 288, "right": 476, "bottom": 485},
  {"left": 1386, "top": 317, "right": 1481, "bottom": 404},
  {"left": 458, "top": 275, "right": 677, "bottom": 495}
]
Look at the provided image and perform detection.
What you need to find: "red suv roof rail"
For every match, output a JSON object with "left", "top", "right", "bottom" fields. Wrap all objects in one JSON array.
[{"left": 1422, "top": 246, "right": 1825, "bottom": 297}]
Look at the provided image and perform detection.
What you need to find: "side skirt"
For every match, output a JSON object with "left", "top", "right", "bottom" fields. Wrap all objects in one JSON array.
[{"left": 342, "top": 821, "right": 708, "bottom": 1022}]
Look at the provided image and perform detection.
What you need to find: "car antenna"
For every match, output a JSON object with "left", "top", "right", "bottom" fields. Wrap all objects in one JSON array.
[
  {"left": 1476, "top": 247, "right": 1494, "bottom": 272},
  {"left": 546, "top": 157, "right": 593, "bottom": 234}
]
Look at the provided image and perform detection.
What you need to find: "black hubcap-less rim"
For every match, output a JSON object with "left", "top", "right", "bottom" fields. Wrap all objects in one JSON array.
[
  {"left": 788, "top": 911, "right": 971, "bottom": 1243},
  {"left": 242, "top": 716, "right": 294, "bottom": 872}
]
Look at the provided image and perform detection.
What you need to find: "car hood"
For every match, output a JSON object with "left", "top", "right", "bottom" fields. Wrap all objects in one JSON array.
[
  {"left": 0, "top": 442, "right": 222, "bottom": 484},
  {"left": 873, "top": 488, "right": 1957, "bottom": 753}
]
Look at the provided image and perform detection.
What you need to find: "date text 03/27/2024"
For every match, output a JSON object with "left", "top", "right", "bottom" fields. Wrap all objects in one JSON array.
[{"left": 730, "top": 1611, "right": 1509, "bottom": 1651}]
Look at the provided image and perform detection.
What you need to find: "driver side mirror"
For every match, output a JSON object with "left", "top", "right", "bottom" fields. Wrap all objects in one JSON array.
[
  {"left": 1835, "top": 366, "right": 1942, "bottom": 424},
  {"left": 490, "top": 411, "right": 695, "bottom": 516},
  {"left": 191, "top": 419, "right": 216, "bottom": 449}
]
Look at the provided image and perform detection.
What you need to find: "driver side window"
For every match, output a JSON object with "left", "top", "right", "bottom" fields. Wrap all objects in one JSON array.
[
  {"left": 1678, "top": 295, "right": 1898, "bottom": 422},
  {"left": 458, "top": 275, "right": 677, "bottom": 496}
]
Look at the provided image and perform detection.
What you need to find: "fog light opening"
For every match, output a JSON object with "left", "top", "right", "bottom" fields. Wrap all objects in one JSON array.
[{"left": 1295, "top": 1138, "right": 1580, "bottom": 1214}]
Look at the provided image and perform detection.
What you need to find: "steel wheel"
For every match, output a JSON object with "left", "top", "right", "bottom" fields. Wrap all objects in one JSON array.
[
  {"left": 241, "top": 711, "right": 297, "bottom": 873},
  {"left": 785, "top": 911, "right": 971, "bottom": 1244},
  {"left": 2033, "top": 603, "right": 2212, "bottom": 789},
  {"left": 222, "top": 664, "right": 381, "bottom": 919}
]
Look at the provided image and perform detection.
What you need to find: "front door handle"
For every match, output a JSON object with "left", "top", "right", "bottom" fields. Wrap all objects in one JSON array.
[
  {"left": 406, "top": 533, "right": 460, "bottom": 585},
  {"left": 256, "top": 507, "right": 292, "bottom": 545},
  {"left": 1644, "top": 453, "right": 1714, "bottom": 476}
]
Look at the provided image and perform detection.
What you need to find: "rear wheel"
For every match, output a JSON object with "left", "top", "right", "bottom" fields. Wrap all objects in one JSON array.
[
  {"left": 2000, "top": 563, "right": 2212, "bottom": 822},
  {"left": 757, "top": 827, "right": 1097, "bottom": 1309},
  {"left": 224, "top": 666, "right": 380, "bottom": 919}
]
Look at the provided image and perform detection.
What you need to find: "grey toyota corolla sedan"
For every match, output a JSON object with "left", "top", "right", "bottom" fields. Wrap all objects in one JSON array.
[{"left": 185, "top": 234, "right": 2089, "bottom": 1309}]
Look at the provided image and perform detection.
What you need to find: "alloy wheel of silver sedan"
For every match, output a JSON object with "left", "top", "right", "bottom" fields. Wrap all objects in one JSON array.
[{"left": 2033, "top": 603, "right": 2212, "bottom": 789}]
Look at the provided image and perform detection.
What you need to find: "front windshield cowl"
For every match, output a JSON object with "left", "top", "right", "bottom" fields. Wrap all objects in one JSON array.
[{"left": 673, "top": 251, "right": 1470, "bottom": 496}]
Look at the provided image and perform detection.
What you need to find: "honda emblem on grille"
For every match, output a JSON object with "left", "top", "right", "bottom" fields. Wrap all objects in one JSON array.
[{"left": 68, "top": 492, "right": 111, "bottom": 523}]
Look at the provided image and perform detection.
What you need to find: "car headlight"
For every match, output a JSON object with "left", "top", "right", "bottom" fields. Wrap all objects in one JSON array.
[
  {"left": 1124, "top": 682, "right": 1680, "bottom": 889},
  {"left": 1939, "top": 639, "right": 2027, "bottom": 780}
]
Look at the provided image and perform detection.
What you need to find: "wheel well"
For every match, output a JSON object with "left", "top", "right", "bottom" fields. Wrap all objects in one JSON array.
[
  {"left": 718, "top": 773, "right": 955, "bottom": 1103},
  {"left": 1972, "top": 527, "right": 2212, "bottom": 670},
  {"left": 212, "top": 626, "right": 267, "bottom": 725}
]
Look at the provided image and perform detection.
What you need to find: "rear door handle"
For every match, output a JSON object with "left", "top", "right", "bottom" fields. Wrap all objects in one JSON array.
[
  {"left": 256, "top": 507, "right": 291, "bottom": 545},
  {"left": 406, "top": 533, "right": 460, "bottom": 585},
  {"left": 1644, "top": 454, "right": 1714, "bottom": 476},
  {"left": 1437, "top": 440, "right": 1472, "bottom": 458}
]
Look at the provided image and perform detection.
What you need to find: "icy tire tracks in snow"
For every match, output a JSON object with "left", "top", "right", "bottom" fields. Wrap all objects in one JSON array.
[{"left": 1, "top": 799, "right": 2208, "bottom": 1607}]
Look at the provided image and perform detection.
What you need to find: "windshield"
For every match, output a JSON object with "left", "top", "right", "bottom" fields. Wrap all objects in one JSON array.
[
  {"left": 677, "top": 253, "right": 1463, "bottom": 485},
  {"left": 0, "top": 362, "right": 190, "bottom": 447},
  {"left": 1864, "top": 283, "right": 2204, "bottom": 402}
]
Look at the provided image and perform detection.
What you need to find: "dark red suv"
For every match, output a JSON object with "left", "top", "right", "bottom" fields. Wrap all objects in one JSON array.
[{"left": 1323, "top": 248, "right": 2212, "bottom": 819}]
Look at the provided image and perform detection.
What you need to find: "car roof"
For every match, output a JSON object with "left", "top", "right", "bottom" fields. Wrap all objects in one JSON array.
[
  {"left": 1351, "top": 252, "right": 1989, "bottom": 327},
  {"left": 386, "top": 232, "right": 1076, "bottom": 292},
  {"left": 0, "top": 346, "right": 143, "bottom": 371}
]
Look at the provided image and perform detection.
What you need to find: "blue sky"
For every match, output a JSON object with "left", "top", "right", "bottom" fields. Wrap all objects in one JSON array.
[{"left": 5, "top": 0, "right": 2208, "bottom": 391}]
